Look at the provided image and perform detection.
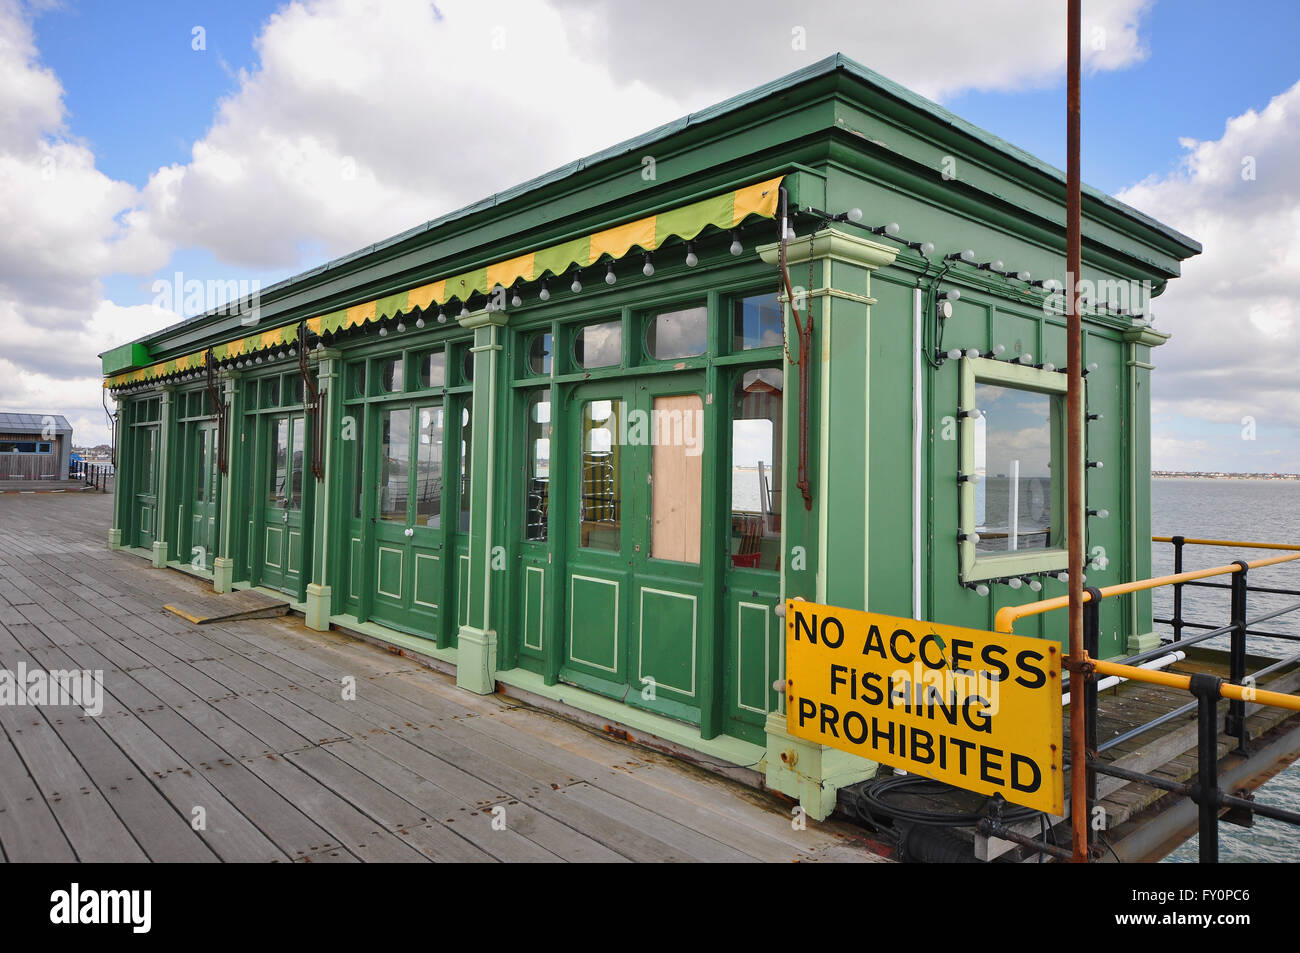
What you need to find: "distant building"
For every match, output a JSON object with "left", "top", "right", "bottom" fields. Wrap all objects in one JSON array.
[{"left": 0, "top": 413, "right": 73, "bottom": 481}]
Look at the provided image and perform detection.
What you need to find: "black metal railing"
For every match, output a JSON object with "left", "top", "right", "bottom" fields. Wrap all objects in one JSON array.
[{"left": 70, "top": 460, "right": 112, "bottom": 492}]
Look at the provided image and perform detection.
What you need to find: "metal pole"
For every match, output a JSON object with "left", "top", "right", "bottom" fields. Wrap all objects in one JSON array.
[
  {"left": 1227, "top": 561, "right": 1249, "bottom": 753},
  {"left": 1190, "top": 673, "right": 1222, "bottom": 863},
  {"left": 1172, "top": 535, "right": 1185, "bottom": 641},
  {"left": 1066, "top": 0, "right": 1087, "bottom": 864},
  {"left": 1083, "top": 586, "right": 1102, "bottom": 855}
]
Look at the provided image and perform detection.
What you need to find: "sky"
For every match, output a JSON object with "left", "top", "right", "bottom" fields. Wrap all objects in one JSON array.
[{"left": 1, "top": 0, "right": 1298, "bottom": 473}]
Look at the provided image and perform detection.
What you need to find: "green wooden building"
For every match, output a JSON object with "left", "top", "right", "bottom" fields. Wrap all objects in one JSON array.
[{"left": 100, "top": 54, "right": 1199, "bottom": 819}]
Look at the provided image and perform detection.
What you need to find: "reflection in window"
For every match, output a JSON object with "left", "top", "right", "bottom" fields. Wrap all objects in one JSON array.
[
  {"left": 194, "top": 429, "right": 208, "bottom": 501},
  {"left": 380, "top": 358, "right": 403, "bottom": 393},
  {"left": 420, "top": 350, "right": 446, "bottom": 389},
  {"left": 292, "top": 375, "right": 305, "bottom": 405},
  {"left": 352, "top": 415, "right": 365, "bottom": 519},
  {"left": 732, "top": 293, "right": 783, "bottom": 350},
  {"left": 268, "top": 418, "right": 288, "bottom": 502},
  {"left": 379, "top": 409, "right": 409, "bottom": 521},
  {"left": 525, "top": 390, "right": 550, "bottom": 541},
  {"left": 261, "top": 376, "right": 280, "bottom": 408},
  {"left": 459, "top": 405, "right": 472, "bottom": 532},
  {"left": 646, "top": 306, "right": 707, "bottom": 360},
  {"left": 730, "top": 367, "right": 782, "bottom": 571},
  {"left": 288, "top": 416, "right": 305, "bottom": 508},
  {"left": 528, "top": 333, "right": 552, "bottom": 375},
  {"left": 574, "top": 321, "right": 621, "bottom": 369},
  {"left": 348, "top": 362, "right": 365, "bottom": 398},
  {"left": 462, "top": 349, "right": 474, "bottom": 384},
  {"left": 415, "top": 405, "right": 444, "bottom": 527},
  {"left": 579, "top": 398, "right": 623, "bottom": 551},
  {"left": 973, "top": 383, "right": 1053, "bottom": 552}
]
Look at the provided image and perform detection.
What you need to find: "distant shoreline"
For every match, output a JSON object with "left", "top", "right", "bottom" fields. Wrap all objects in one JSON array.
[{"left": 1153, "top": 472, "right": 1299, "bottom": 481}]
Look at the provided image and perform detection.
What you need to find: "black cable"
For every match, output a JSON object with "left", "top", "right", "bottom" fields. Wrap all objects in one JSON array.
[{"left": 850, "top": 773, "right": 1040, "bottom": 828}]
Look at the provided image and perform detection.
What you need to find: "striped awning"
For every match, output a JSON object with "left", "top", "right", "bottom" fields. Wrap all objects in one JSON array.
[{"left": 106, "top": 175, "right": 784, "bottom": 389}]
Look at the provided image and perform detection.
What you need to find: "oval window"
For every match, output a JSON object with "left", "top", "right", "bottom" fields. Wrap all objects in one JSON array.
[
  {"left": 528, "top": 332, "right": 553, "bottom": 375},
  {"left": 379, "top": 357, "right": 403, "bottom": 393},
  {"left": 574, "top": 320, "right": 621, "bottom": 369},
  {"left": 646, "top": 306, "right": 707, "bottom": 360},
  {"left": 462, "top": 348, "right": 474, "bottom": 383}
]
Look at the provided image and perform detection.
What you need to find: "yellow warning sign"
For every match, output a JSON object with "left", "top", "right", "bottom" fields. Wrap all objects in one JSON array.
[{"left": 785, "top": 602, "right": 1063, "bottom": 815}]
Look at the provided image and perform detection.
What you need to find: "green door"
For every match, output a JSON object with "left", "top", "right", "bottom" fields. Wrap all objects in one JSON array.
[
  {"left": 187, "top": 420, "right": 220, "bottom": 571},
  {"left": 562, "top": 374, "right": 707, "bottom": 723},
  {"left": 134, "top": 425, "right": 159, "bottom": 549},
  {"left": 369, "top": 400, "right": 446, "bottom": 637},
  {"left": 261, "top": 413, "right": 305, "bottom": 593}
]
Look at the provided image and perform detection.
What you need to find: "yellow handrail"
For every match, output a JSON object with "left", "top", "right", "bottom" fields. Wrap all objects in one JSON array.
[
  {"left": 994, "top": 550, "right": 1300, "bottom": 634},
  {"left": 1088, "top": 657, "right": 1300, "bottom": 713},
  {"left": 1154, "top": 536, "right": 1300, "bottom": 552}
]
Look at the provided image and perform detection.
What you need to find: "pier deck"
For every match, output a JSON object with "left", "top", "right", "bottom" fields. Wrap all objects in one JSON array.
[{"left": 0, "top": 492, "right": 885, "bottom": 863}]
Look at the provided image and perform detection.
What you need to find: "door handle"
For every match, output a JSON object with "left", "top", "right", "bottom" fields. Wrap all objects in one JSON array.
[
  {"left": 282, "top": 511, "right": 289, "bottom": 523},
  {"left": 404, "top": 527, "right": 414, "bottom": 538}
]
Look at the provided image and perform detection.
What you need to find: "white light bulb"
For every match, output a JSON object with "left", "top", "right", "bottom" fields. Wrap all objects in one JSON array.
[
  {"left": 967, "top": 408, "right": 983, "bottom": 419},
  {"left": 1008, "top": 577, "right": 1023, "bottom": 590},
  {"left": 992, "top": 344, "right": 1006, "bottom": 356},
  {"left": 947, "top": 348, "right": 963, "bottom": 360},
  {"left": 1028, "top": 579, "right": 1042, "bottom": 592},
  {"left": 945, "top": 289, "right": 961, "bottom": 301},
  {"left": 685, "top": 250, "right": 698, "bottom": 267},
  {"left": 605, "top": 266, "right": 616, "bottom": 285},
  {"left": 965, "top": 348, "right": 980, "bottom": 359},
  {"left": 991, "top": 259, "right": 1004, "bottom": 271},
  {"left": 961, "top": 249, "right": 976, "bottom": 262},
  {"left": 571, "top": 277, "right": 582, "bottom": 293},
  {"left": 1086, "top": 362, "right": 1098, "bottom": 373},
  {"left": 1042, "top": 362, "right": 1056, "bottom": 372},
  {"left": 1019, "top": 352, "right": 1034, "bottom": 364},
  {"left": 437, "top": 310, "right": 447, "bottom": 323},
  {"left": 416, "top": 317, "right": 425, "bottom": 328},
  {"left": 975, "top": 584, "right": 990, "bottom": 597},
  {"left": 920, "top": 242, "right": 935, "bottom": 256},
  {"left": 396, "top": 321, "right": 405, "bottom": 333},
  {"left": 1095, "top": 508, "right": 1109, "bottom": 519},
  {"left": 1017, "top": 271, "right": 1031, "bottom": 282},
  {"left": 847, "top": 208, "right": 864, "bottom": 223},
  {"left": 643, "top": 260, "right": 655, "bottom": 277},
  {"left": 730, "top": 237, "right": 743, "bottom": 255},
  {"left": 511, "top": 292, "right": 522, "bottom": 307},
  {"left": 539, "top": 287, "right": 550, "bottom": 302},
  {"left": 885, "top": 222, "right": 900, "bottom": 236}
]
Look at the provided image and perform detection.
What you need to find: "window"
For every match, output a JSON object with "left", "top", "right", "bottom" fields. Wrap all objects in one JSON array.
[
  {"left": 379, "top": 358, "right": 403, "bottom": 393},
  {"left": 578, "top": 398, "right": 622, "bottom": 551},
  {"left": 574, "top": 320, "right": 621, "bottom": 369},
  {"left": 415, "top": 405, "right": 444, "bottom": 527},
  {"left": 729, "top": 367, "right": 782, "bottom": 571},
  {"left": 959, "top": 356, "right": 1067, "bottom": 582},
  {"left": 732, "top": 293, "right": 783, "bottom": 351},
  {"left": 528, "top": 333, "right": 552, "bottom": 376},
  {"left": 645, "top": 305, "right": 706, "bottom": 360},
  {"left": 524, "top": 390, "right": 550, "bottom": 540},
  {"left": 419, "top": 350, "right": 446, "bottom": 389}
]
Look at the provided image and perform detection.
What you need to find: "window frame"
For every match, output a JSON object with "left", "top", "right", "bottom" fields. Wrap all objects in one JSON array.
[{"left": 958, "top": 356, "right": 1070, "bottom": 583}]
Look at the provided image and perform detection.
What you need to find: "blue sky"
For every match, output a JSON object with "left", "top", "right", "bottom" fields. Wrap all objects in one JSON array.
[{"left": 3, "top": 0, "right": 1299, "bottom": 470}]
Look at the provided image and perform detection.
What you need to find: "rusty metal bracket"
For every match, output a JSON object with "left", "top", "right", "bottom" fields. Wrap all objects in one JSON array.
[{"left": 778, "top": 186, "right": 813, "bottom": 512}]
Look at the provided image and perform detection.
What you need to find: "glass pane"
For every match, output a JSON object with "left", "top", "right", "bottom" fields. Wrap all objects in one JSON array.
[
  {"left": 528, "top": 333, "right": 552, "bottom": 375},
  {"left": 292, "top": 374, "right": 305, "bottom": 405},
  {"left": 462, "top": 348, "right": 474, "bottom": 384},
  {"left": 194, "top": 429, "right": 208, "bottom": 501},
  {"left": 415, "top": 405, "right": 444, "bottom": 528},
  {"left": 646, "top": 306, "right": 707, "bottom": 360},
  {"left": 379, "top": 358, "right": 403, "bottom": 393},
  {"left": 574, "top": 320, "right": 621, "bottom": 369},
  {"left": 348, "top": 362, "right": 365, "bottom": 398},
  {"left": 139, "top": 428, "right": 156, "bottom": 494},
  {"left": 732, "top": 293, "right": 783, "bottom": 350},
  {"left": 207, "top": 430, "right": 219, "bottom": 504},
  {"left": 378, "top": 408, "right": 409, "bottom": 522},
  {"left": 261, "top": 377, "right": 280, "bottom": 408},
  {"left": 288, "top": 416, "right": 305, "bottom": 508},
  {"left": 268, "top": 418, "right": 288, "bottom": 502},
  {"left": 651, "top": 394, "right": 703, "bottom": 563},
  {"left": 420, "top": 350, "right": 447, "bottom": 389},
  {"left": 579, "top": 398, "right": 623, "bottom": 551},
  {"left": 525, "top": 390, "right": 550, "bottom": 541},
  {"left": 459, "top": 405, "right": 473, "bottom": 532},
  {"left": 730, "top": 367, "right": 783, "bottom": 571},
  {"left": 973, "top": 383, "right": 1053, "bottom": 552}
]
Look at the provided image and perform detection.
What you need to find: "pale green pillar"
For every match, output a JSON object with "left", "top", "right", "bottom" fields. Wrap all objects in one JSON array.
[
  {"left": 108, "top": 395, "right": 124, "bottom": 550},
  {"left": 213, "top": 370, "right": 242, "bottom": 593},
  {"left": 152, "top": 387, "right": 175, "bottom": 569},
  {"left": 305, "top": 348, "right": 341, "bottom": 630},
  {"left": 756, "top": 228, "right": 898, "bottom": 820},
  {"left": 455, "top": 308, "right": 507, "bottom": 693},
  {"left": 1123, "top": 325, "right": 1169, "bottom": 655}
]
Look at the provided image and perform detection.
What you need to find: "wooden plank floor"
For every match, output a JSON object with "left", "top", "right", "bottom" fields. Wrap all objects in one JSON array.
[{"left": 0, "top": 492, "right": 886, "bottom": 863}]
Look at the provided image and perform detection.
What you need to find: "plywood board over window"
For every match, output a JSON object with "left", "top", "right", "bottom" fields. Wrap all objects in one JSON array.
[{"left": 651, "top": 394, "right": 703, "bottom": 564}]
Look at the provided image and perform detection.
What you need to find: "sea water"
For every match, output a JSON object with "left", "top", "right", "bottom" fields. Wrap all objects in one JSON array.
[{"left": 1150, "top": 478, "right": 1300, "bottom": 863}]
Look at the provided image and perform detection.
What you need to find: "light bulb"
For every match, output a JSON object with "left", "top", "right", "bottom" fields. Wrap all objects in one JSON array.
[
  {"left": 1094, "top": 508, "right": 1109, "bottom": 519},
  {"left": 920, "top": 242, "right": 935, "bottom": 256},
  {"left": 437, "top": 310, "right": 447, "bottom": 323},
  {"left": 511, "top": 290, "right": 522, "bottom": 308},
  {"left": 992, "top": 344, "right": 1006, "bottom": 356},
  {"left": 1042, "top": 362, "right": 1056, "bottom": 372},
  {"left": 1086, "top": 362, "right": 1098, "bottom": 373},
  {"left": 847, "top": 208, "right": 864, "bottom": 223},
  {"left": 975, "top": 584, "right": 990, "bottom": 597},
  {"left": 1018, "top": 352, "right": 1034, "bottom": 364},
  {"left": 571, "top": 275, "right": 583, "bottom": 293},
  {"left": 965, "top": 348, "right": 980, "bottom": 359},
  {"left": 943, "top": 289, "right": 961, "bottom": 301},
  {"left": 539, "top": 282, "right": 550, "bottom": 302},
  {"left": 961, "top": 249, "right": 976, "bottom": 262},
  {"left": 1008, "top": 577, "right": 1023, "bottom": 590},
  {"left": 396, "top": 321, "right": 405, "bottom": 333},
  {"left": 685, "top": 243, "right": 698, "bottom": 267},
  {"left": 1028, "top": 579, "right": 1042, "bottom": 592},
  {"left": 885, "top": 222, "right": 900, "bottom": 236},
  {"left": 1017, "top": 271, "right": 1031, "bottom": 282},
  {"left": 947, "top": 348, "right": 963, "bottom": 360},
  {"left": 730, "top": 231, "right": 743, "bottom": 255},
  {"left": 605, "top": 264, "right": 616, "bottom": 285},
  {"left": 415, "top": 317, "right": 425, "bottom": 328},
  {"left": 991, "top": 259, "right": 1004, "bottom": 271},
  {"left": 460, "top": 303, "right": 469, "bottom": 316},
  {"left": 642, "top": 254, "right": 655, "bottom": 277}
]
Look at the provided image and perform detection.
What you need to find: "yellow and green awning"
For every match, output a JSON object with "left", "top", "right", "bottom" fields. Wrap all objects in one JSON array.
[{"left": 106, "top": 174, "right": 783, "bottom": 389}]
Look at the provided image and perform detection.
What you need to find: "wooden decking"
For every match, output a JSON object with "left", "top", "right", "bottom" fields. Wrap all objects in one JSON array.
[{"left": 0, "top": 491, "right": 885, "bottom": 863}]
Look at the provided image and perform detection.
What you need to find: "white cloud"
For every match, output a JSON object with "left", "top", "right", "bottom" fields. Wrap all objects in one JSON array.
[
  {"left": 551, "top": 0, "right": 1153, "bottom": 104},
  {"left": 1119, "top": 79, "right": 1300, "bottom": 468}
]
